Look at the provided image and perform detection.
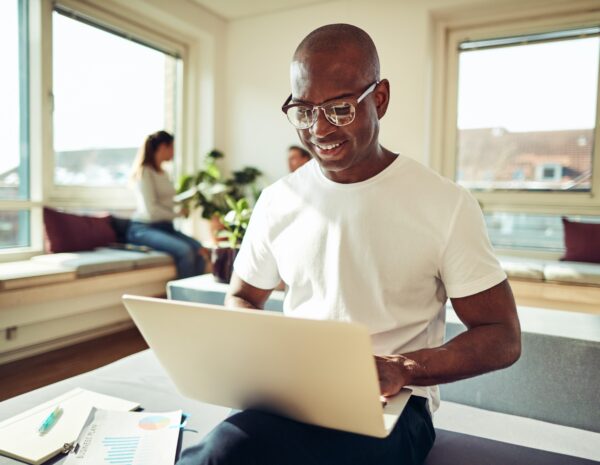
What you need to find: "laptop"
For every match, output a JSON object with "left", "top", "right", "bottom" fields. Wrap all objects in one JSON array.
[{"left": 122, "top": 295, "right": 412, "bottom": 438}]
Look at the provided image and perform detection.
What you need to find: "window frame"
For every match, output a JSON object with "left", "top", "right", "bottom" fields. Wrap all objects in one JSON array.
[
  {"left": 432, "top": 5, "right": 600, "bottom": 215},
  {"left": 47, "top": 1, "right": 187, "bottom": 209},
  {"left": 1, "top": 0, "right": 219, "bottom": 261},
  {"left": 0, "top": 0, "right": 37, "bottom": 261}
]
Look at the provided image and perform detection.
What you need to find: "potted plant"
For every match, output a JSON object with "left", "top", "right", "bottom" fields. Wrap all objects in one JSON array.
[
  {"left": 176, "top": 150, "right": 262, "bottom": 243},
  {"left": 212, "top": 196, "right": 252, "bottom": 283}
]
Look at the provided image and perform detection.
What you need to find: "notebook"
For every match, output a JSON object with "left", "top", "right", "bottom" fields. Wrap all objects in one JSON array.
[
  {"left": 123, "top": 295, "right": 413, "bottom": 438},
  {"left": 0, "top": 388, "right": 139, "bottom": 465}
]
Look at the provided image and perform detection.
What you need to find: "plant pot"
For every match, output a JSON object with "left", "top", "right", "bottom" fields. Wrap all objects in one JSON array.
[{"left": 211, "top": 247, "right": 239, "bottom": 284}]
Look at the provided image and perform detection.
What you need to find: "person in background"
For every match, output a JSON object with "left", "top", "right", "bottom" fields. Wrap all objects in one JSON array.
[
  {"left": 287, "top": 144, "right": 311, "bottom": 172},
  {"left": 128, "top": 130, "right": 207, "bottom": 279}
]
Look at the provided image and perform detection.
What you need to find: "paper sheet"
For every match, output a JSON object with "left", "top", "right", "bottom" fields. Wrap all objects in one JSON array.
[{"left": 64, "top": 408, "right": 182, "bottom": 465}]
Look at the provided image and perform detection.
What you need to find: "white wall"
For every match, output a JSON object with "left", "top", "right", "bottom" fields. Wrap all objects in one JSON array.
[{"left": 223, "top": 0, "right": 544, "bottom": 185}]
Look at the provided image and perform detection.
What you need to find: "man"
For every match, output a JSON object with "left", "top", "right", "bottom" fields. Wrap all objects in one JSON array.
[
  {"left": 287, "top": 144, "right": 311, "bottom": 172},
  {"left": 178, "top": 24, "right": 521, "bottom": 465}
]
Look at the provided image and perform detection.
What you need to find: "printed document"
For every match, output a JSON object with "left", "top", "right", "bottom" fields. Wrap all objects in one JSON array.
[{"left": 64, "top": 408, "right": 182, "bottom": 465}]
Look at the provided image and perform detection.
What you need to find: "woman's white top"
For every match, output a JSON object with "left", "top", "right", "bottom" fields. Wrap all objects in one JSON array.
[{"left": 131, "top": 167, "right": 177, "bottom": 223}]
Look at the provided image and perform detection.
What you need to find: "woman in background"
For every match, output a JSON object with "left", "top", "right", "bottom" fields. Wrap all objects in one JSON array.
[{"left": 128, "top": 130, "right": 206, "bottom": 279}]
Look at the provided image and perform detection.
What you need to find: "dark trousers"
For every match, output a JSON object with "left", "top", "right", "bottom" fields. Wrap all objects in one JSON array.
[
  {"left": 177, "top": 396, "right": 435, "bottom": 465},
  {"left": 127, "top": 221, "right": 205, "bottom": 279}
]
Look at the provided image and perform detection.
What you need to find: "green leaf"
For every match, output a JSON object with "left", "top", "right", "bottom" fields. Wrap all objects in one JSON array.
[
  {"left": 207, "top": 149, "right": 224, "bottom": 160},
  {"left": 225, "top": 195, "right": 237, "bottom": 211},
  {"left": 205, "top": 163, "right": 221, "bottom": 180}
]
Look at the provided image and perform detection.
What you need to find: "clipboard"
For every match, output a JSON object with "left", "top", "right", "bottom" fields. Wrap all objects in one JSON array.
[{"left": 0, "top": 388, "right": 139, "bottom": 465}]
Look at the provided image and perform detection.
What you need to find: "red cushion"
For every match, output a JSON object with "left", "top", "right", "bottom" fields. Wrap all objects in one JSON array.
[
  {"left": 561, "top": 217, "right": 600, "bottom": 263},
  {"left": 43, "top": 207, "right": 116, "bottom": 253}
]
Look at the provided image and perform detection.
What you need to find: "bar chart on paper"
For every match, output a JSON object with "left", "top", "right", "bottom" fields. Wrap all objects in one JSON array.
[
  {"left": 64, "top": 409, "right": 182, "bottom": 465},
  {"left": 103, "top": 436, "right": 140, "bottom": 465}
]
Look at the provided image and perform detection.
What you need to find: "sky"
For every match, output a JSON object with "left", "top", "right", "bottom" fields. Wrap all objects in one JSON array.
[
  {"left": 51, "top": 13, "right": 167, "bottom": 151},
  {"left": 1, "top": 4, "right": 599, "bottom": 175},
  {"left": 458, "top": 37, "right": 599, "bottom": 131}
]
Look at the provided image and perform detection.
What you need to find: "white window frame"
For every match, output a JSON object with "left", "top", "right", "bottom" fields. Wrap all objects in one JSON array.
[
  {"left": 431, "top": 2, "right": 600, "bottom": 215},
  {"left": 47, "top": 0, "right": 187, "bottom": 209},
  {"left": 0, "top": 0, "right": 220, "bottom": 262}
]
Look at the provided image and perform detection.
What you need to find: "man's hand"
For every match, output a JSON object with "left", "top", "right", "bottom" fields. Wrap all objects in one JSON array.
[{"left": 374, "top": 354, "right": 419, "bottom": 397}]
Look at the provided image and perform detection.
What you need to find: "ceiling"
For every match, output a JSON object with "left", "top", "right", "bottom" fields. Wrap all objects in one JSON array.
[{"left": 189, "top": 0, "right": 336, "bottom": 20}]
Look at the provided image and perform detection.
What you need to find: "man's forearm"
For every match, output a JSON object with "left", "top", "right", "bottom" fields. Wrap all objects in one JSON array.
[
  {"left": 377, "top": 321, "right": 520, "bottom": 396},
  {"left": 403, "top": 322, "right": 521, "bottom": 386}
]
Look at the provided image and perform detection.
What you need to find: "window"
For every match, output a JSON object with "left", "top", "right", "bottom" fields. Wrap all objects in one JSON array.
[
  {"left": 456, "top": 28, "right": 598, "bottom": 193},
  {"left": 0, "top": 1, "right": 205, "bottom": 259},
  {"left": 52, "top": 10, "right": 180, "bottom": 188},
  {"left": 0, "top": 0, "right": 30, "bottom": 249},
  {"left": 0, "top": 211, "right": 29, "bottom": 250},
  {"left": 435, "top": 8, "right": 600, "bottom": 253}
]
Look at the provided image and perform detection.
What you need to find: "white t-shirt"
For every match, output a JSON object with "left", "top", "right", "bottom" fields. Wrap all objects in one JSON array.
[
  {"left": 131, "top": 167, "right": 177, "bottom": 223},
  {"left": 234, "top": 154, "right": 507, "bottom": 411}
]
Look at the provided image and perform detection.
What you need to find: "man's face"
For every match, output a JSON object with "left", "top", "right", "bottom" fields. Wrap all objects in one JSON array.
[
  {"left": 290, "top": 49, "right": 387, "bottom": 182},
  {"left": 288, "top": 148, "right": 309, "bottom": 172}
]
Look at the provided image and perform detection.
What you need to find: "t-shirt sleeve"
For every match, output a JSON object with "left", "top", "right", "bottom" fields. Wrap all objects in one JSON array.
[
  {"left": 439, "top": 188, "right": 507, "bottom": 298},
  {"left": 233, "top": 190, "right": 281, "bottom": 290}
]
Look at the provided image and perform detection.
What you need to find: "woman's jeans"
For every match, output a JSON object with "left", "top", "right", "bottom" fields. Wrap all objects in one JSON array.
[{"left": 127, "top": 221, "right": 205, "bottom": 279}]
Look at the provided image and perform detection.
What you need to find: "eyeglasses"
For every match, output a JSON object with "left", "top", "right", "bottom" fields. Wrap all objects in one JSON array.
[{"left": 281, "top": 80, "right": 380, "bottom": 130}]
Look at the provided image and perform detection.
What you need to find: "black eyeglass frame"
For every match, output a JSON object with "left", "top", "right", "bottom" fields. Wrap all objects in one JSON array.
[{"left": 281, "top": 80, "right": 381, "bottom": 129}]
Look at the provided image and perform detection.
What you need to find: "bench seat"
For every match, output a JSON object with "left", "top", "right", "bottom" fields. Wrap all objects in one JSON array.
[
  {"left": 498, "top": 255, "right": 600, "bottom": 313},
  {"left": 0, "top": 261, "right": 75, "bottom": 290},
  {"left": 30, "top": 248, "right": 174, "bottom": 277},
  {"left": 0, "top": 249, "right": 176, "bottom": 364}
]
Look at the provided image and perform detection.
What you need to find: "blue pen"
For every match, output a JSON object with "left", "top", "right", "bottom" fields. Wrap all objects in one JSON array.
[{"left": 38, "top": 406, "right": 63, "bottom": 435}]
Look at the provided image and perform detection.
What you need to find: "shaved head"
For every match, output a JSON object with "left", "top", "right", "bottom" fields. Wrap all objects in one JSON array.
[
  {"left": 287, "top": 23, "right": 392, "bottom": 184},
  {"left": 293, "top": 24, "right": 380, "bottom": 83}
]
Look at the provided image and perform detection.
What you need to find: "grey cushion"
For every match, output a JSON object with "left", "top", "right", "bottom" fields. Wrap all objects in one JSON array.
[
  {"left": 425, "top": 430, "right": 599, "bottom": 465},
  {"left": 31, "top": 251, "right": 136, "bottom": 277},
  {"left": 441, "top": 318, "right": 600, "bottom": 433},
  {"left": 95, "top": 247, "right": 173, "bottom": 268},
  {"left": 544, "top": 261, "right": 600, "bottom": 286}
]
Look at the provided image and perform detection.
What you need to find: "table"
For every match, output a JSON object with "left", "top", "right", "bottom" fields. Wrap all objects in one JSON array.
[{"left": 167, "top": 274, "right": 285, "bottom": 311}]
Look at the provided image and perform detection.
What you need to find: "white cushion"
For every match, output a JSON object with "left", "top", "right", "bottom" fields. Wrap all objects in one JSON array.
[
  {"left": 0, "top": 261, "right": 75, "bottom": 290},
  {"left": 543, "top": 261, "right": 600, "bottom": 286},
  {"left": 498, "top": 256, "right": 546, "bottom": 280}
]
